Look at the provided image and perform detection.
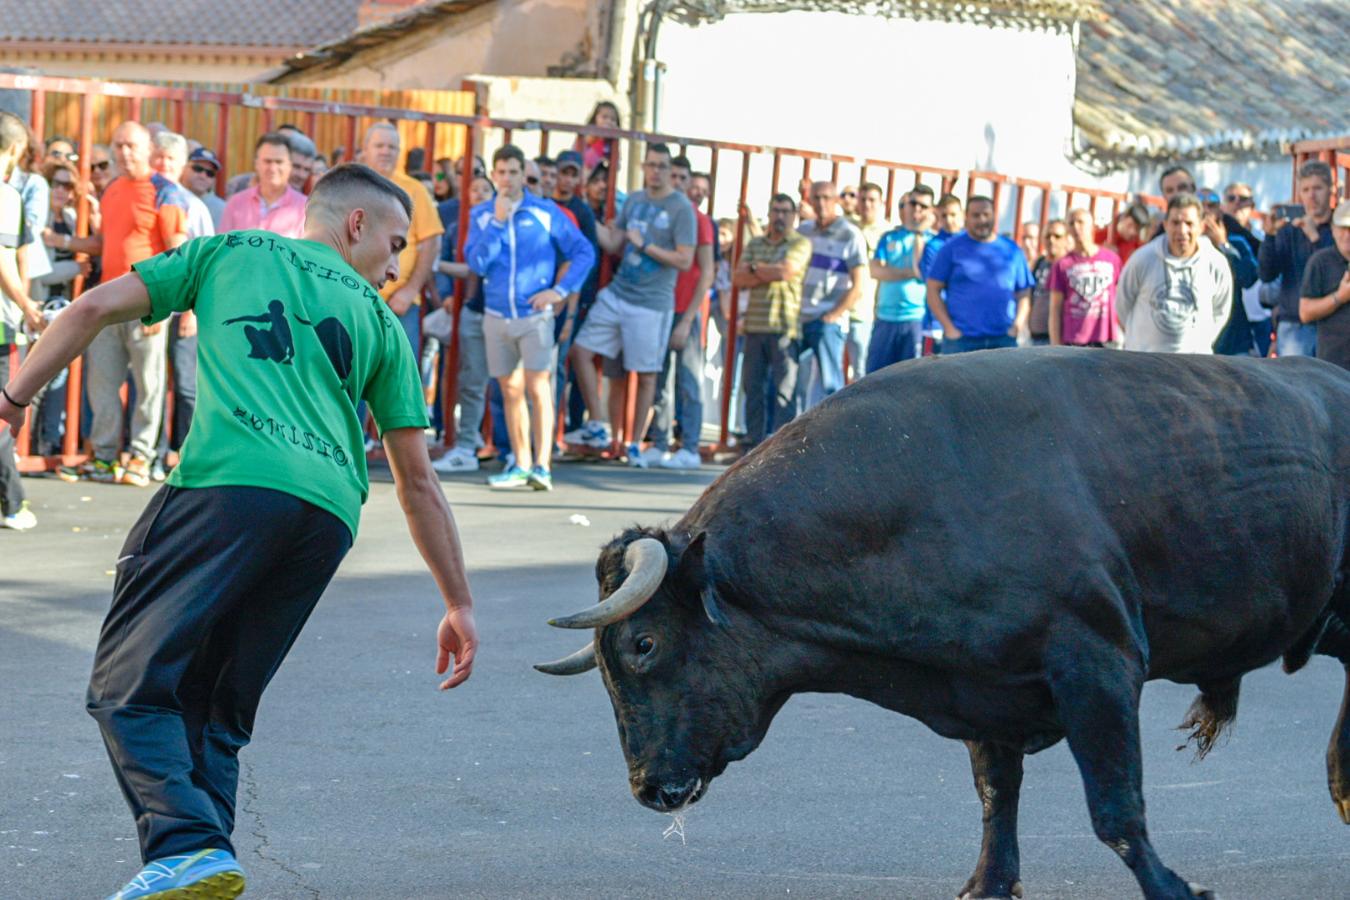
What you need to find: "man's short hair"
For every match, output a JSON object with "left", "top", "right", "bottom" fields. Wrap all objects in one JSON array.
[
  {"left": 911, "top": 184, "right": 936, "bottom": 202},
  {"left": 1159, "top": 165, "right": 1194, "bottom": 192},
  {"left": 859, "top": 182, "right": 884, "bottom": 197},
  {"left": 534, "top": 155, "right": 555, "bottom": 169},
  {"left": 255, "top": 132, "right": 292, "bottom": 155},
  {"left": 0, "top": 112, "right": 27, "bottom": 154},
  {"left": 770, "top": 193, "right": 797, "bottom": 211},
  {"left": 152, "top": 131, "right": 188, "bottom": 158},
  {"left": 492, "top": 144, "right": 526, "bottom": 168},
  {"left": 1166, "top": 192, "right": 1204, "bottom": 216},
  {"left": 1065, "top": 208, "right": 1092, "bottom": 224},
  {"left": 671, "top": 155, "right": 692, "bottom": 173},
  {"left": 967, "top": 195, "right": 994, "bottom": 209},
  {"left": 1298, "top": 160, "right": 1333, "bottom": 187},
  {"left": 692, "top": 171, "right": 711, "bottom": 183},
  {"left": 363, "top": 122, "right": 399, "bottom": 147},
  {"left": 646, "top": 142, "right": 673, "bottom": 160},
  {"left": 936, "top": 192, "right": 962, "bottom": 209},
  {"left": 309, "top": 163, "right": 412, "bottom": 221}
]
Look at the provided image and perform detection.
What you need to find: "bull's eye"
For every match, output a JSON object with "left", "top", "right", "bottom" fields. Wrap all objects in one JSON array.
[{"left": 636, "top": 635, "right": 656, "bottom": 656}]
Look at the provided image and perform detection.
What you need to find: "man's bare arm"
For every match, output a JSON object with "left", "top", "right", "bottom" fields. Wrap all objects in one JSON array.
[{"left": 382, "top": 427, "right": 478, "bottom": 690}]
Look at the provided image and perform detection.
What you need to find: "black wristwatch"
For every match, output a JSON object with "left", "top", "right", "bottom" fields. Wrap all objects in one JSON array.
[{"left": 749, "top": 262, "right": 759, "bottom": 275}]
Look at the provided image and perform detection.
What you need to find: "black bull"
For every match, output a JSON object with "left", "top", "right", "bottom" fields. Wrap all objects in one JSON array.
[{"left": 538, "top": 348, "right": 1350, "bottom": 900}]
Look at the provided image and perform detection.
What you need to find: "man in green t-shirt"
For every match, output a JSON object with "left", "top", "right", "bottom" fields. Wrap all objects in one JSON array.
[{"left": 0, "top": 164, "right": 477, "bottom": 900}]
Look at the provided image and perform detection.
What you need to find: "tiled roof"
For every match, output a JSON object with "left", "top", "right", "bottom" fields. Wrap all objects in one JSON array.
[
  {"left": 0, "top": 0, "right": 362, "bottom": 48},
  {"left": 1073, "top": 0, "right": 1350, "bottom": 170}
]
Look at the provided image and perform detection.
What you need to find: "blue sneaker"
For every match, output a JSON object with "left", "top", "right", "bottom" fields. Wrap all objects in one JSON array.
[
  {"left": 527, "top": 466, "right": 553, "bottom": 491},
  {"left": 487, "top": 464, "right": 531, "bottom": 490},
  {"left": 105, "top": 848, "right": 245, "bottom": 899}
]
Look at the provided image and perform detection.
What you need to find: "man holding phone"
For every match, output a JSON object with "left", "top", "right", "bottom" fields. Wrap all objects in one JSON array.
[{"left": 1260, "top": 160, "right": 1335, "bottom": 357}]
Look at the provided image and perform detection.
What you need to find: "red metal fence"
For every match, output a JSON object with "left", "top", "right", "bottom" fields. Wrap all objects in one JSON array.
[{"left": 6, "top": 72, "right": 1300, "bottom": 470}]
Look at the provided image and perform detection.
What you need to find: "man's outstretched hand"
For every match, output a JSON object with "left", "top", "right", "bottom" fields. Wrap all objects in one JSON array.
[{"left": 436, "top": 607, "right": 478, "bottom": 690}]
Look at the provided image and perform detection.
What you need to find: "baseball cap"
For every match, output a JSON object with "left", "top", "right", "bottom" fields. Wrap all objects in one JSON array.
[
  {"left": 1333, "top": 201, "right": 1350, "bottom": 228},
  {"left": 188, "top": 147, "right": 220, "bottom": 172},
  {"left": 556, "top": 149, "right": 584, "bottom": 171}
]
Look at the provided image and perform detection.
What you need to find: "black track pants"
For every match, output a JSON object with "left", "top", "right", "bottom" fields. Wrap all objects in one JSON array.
[{"left": 86, "top": 485, "right": 352, "bottom": 863}]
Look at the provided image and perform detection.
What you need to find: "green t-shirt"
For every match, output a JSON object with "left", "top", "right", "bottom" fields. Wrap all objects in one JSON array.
[{"left": 133, "top": 231, "right": 428, "bottom": 537}]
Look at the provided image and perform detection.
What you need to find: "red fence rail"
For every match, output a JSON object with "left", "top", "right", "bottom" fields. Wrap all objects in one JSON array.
[{"left": 3, "top": 72, "right": 1196, "bottom": 468}]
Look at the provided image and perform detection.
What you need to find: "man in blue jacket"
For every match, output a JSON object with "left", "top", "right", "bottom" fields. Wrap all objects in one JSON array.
[{"left": 465, "top": 144, "right": 594, "bottom": 491}]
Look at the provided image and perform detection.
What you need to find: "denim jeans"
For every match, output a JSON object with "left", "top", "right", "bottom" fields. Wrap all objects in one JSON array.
[
  {"left": 794, "top": 318, "right": 845, "bottom": 412},
  {"left": 454, "top": 308, "right": 490, "bottom": 452},
  {"left": 943, "top": 334, "right": 1017, "bottom": 355},
  {"left": 1276, "top": 320, "right": 1317, "bottom": 357},
  {"left": 651, "top": 311, "right": 704, "bottom": 451},
  {"left": 866, "top": 320, "right": 924, "bottom": 373},
  {"left": 0, "top": 346, "right": 25, "bottom": 515},
  {"left": 845, "top": 316, "right": 870, "bottom": 383}
]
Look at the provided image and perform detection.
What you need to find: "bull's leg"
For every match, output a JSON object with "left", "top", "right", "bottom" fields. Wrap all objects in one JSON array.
[
  {"left": 1317, "top": 611, "right": 1350, "bottom": 824},
  {"left": 1049, "top": 646, "right": 1212, "bottom": 900},
  {"left": 957, "top": 740, "right": 1024, "bottom": 900}
]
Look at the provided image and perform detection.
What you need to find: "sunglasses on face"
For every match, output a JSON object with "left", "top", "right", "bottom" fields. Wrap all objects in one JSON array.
[
  {"left": 1226, "top": 193, "right": 1252, "bottom": 203},
  {"left": 840, "top": 191, "right": 857, "bottom": 198},
  {"left": 91, "top": 160, "right": 111, "bottom": 171},
  {"left": 52, "top": 179, "right": 75, "bottom": 189},
  {"left": 906, "top": 200, "right": 930, "bottom": 209},
  {"left": 526, "top": 176, "right": 539, "bottom": 185},
  {"left": 190, "top": 164, "right": 217, "bottom": 176}
]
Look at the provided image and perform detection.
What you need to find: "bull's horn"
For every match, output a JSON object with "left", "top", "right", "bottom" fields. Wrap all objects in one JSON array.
[
  {"left": 548, "top": 537, "right": 668, "bottom": 629},
  {"left": 534, "top": 641, "right": 598, "bottom": 676}
]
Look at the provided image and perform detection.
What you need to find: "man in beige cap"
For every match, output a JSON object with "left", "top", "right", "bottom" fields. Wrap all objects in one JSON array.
[{"left": 1298, "top": 200, "right": 1350, "bottom": 371}]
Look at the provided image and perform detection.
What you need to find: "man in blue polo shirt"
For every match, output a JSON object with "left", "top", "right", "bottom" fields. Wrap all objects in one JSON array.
[
  {"left": 868, "top": 186, "right": 935, "bottom": 370},
  {"left": 925, "top": 195, "right": 1032, "bottom": 353}
]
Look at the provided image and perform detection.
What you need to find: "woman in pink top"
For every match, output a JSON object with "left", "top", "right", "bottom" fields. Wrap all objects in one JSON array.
[
  {"left": 574, "top": 101, "right": 622, "bottom": 176},
  {"left": 1049, "top": 208, "right": 1122, "bottom": 347}
]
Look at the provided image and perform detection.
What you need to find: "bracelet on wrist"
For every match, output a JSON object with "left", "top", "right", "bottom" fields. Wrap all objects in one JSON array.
[{"left": 1, "top": 386, "right": 29, "bottom": 408}]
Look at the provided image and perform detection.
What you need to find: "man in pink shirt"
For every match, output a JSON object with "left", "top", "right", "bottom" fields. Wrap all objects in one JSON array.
[
  {"left": 1049, "top": 207, "right": 1122, "bottom": 347},
  {"left": 219, "top": 133, "right": 306, "bottom": 238}
]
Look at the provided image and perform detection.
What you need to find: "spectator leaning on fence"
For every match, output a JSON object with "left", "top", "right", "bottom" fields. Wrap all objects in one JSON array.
[
  {"left": 1027, "top": 219, "right": 1069, "bottom": 346},
  {"left": 1049, "top": 208, "right": 1120, "bottom": 348},
  {"left": 465, "top": 144, "right": 594, "bottom": 492},
  {"left": 1117, "top": 193, "right": 1232, "bottom": 354},
  {"left": 925, "top": 195, "right": 1032, "bottom": 354},
  {"left": 220, "top": 132, "right": 307, "bottom": 239},
  {"left": 868, "top": 186, "right": 934, "bottom": 370},
  {"left": 1297, "top": 201, "right": 1350, "bottom": 372},
  {"left": 81, "top": 121, "right": 191, "bottom": 488},
  {"left": 570, "top": 142, "right": 695, "bottom": 462},
  {"left": 735, "top": 193, "right": 811, "bottom": 450},
  {"left": 1260, "top": 160, "right": 1336, "bottom": 358},
  {"left": 796, "top": 181, "right": 867, "bottom": 409},
  {"left": 642, "top": 155, "right": 714, "bottom": 470},
  {"left": 0, "top": 112, "right": 40, "bottom": 530}
]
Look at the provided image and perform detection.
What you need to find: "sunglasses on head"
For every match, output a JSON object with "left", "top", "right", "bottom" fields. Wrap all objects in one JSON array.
[
  {"left": 190, "top": 164, "right": 217, "bottom": 176},
  {"left": 91, "top": 160, "right": 111, "bottom": 171}
]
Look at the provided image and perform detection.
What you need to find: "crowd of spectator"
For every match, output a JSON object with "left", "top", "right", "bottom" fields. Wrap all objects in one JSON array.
[{"left": 3, "top": 97, "right": 1350, "bottom": 531}]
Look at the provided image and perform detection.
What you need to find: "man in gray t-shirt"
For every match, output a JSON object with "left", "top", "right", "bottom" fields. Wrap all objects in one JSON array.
[{"left": 570, "top": 143, "right": 696, "bottom": 463}]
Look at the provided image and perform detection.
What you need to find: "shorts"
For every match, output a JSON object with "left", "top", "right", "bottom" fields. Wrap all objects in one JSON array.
[
  {"left": 574, "top": 286, "right": 673, "bottom": 374},
  {"left": 483, "top": 311, "right": 555, "bottom": 377}
]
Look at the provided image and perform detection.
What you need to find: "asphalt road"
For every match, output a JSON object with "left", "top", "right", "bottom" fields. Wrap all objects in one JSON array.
[{"left": 2, "top": 466, "right": 1348, "bottom": 899}]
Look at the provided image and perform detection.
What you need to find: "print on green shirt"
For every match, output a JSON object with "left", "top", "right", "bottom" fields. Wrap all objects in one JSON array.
[{"left": 131, "top": 230, "right": 429, "bottom": 537}]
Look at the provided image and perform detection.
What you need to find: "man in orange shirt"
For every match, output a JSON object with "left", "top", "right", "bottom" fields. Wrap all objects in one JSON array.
[
  {"left": 361, "top": 123, "right": 443, "bottom": 354},
  {"left": 80, "top": 121, "right": 189, "bottom": 486}
]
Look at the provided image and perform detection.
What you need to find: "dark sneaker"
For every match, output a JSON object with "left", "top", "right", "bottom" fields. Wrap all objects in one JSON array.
[
  {"left": 527, "top": 466, "right": 553, "bottom": 491},
  {"left": 59, "top": 458, "right": 121, "bottom": 484},
  {"left": 104, "top": 848, "right": 245, "bottom": 899}
]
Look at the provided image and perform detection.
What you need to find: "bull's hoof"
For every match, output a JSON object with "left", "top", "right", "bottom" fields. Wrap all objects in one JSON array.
[
  {"left": 1335, "top": 795, "right": 1350, "bottom": 825},
  {"left": 1187, "top": 882, "right": 1218, "bottom": 899},
  {"left": 957, "top": 879, "right": 1023, "bottom": 900}
]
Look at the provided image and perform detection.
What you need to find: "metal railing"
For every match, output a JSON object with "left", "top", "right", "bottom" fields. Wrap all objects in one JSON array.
[{"left": 3, "top": 72, "right": 1163, "bottom": 468}]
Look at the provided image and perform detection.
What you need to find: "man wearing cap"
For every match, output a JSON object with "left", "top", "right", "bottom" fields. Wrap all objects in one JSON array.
[
  {"left": 1298, "top": 201, "right": 1350, "bottom": 372},
  {"left": 182, "top": 147, "right": 225, "bottom": 229},
  {"left": 553, "top": 149, "right": 602, "bottom": 434}
]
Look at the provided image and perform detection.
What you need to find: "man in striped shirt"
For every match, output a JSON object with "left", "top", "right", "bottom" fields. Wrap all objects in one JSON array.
[{"left": 733, "top": 193, "right": 811, "bottom": 450}]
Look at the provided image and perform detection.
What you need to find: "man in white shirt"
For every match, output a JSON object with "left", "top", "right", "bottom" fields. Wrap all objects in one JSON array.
[{"left": 1117, "top": 193, "right": 1232, "bottom": 354}]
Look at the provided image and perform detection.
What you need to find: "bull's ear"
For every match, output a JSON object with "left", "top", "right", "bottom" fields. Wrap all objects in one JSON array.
[{"left": 676, "top": 532, "right": 730, "bottom": 627}]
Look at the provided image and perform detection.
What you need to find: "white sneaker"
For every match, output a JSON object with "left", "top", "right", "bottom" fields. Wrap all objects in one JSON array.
[
  {"left": 659, "top": 447, "right": 702, "bottom": 470},
  {"left": 565, "top": 421, "right": 611, "bottom": 449},
  {"left": 2, "top": 501, "right": 36, "bottom": 531},
  {"left": 629, "top": 444, "right": 664, "bottom": 469},
  {"left": 431, "top": 447, "right": 480, "bottom": 472}
]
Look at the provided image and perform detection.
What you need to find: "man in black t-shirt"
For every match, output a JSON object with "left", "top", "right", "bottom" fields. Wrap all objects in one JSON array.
[{"left": 1299, "top": 201, "right": 1350, "bottom": 371}]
